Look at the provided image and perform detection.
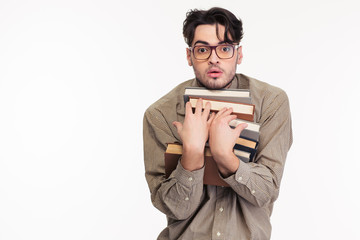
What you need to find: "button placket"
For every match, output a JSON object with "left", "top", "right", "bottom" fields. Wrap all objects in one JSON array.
[{"left": 212, "top": 186, "right": 227, "bottom": 239}]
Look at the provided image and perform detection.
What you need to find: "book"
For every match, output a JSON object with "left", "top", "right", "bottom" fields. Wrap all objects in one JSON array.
[
  {"left": 189, "top": 97, "right": 255, "bottom": 122},
  {"left": 234, "top": 149, "right": 251, "bottom": 163},
  {"left": 234, "top": 144, "right": 257, "bottom": 162},
  {"left": 164, "top": 143, "right": 230, "bottom": 187},
  {"left": 230, "top": 119, "right": 260, "bottom": 142},
  {"left": 184, "top": 87, "right": 250, "bottom": 98},
  {"left": 204, "top": 137, "right": 256, "bottom": 152},
  {"left": 234, "top": 137, "right": 257, "bottom": 163},
  {"left": 235, "top": 137, "right": 257, "bottom": 148},
  {"left": 181, "top": 87, "right": 260, "bottom": 163},
  {"left": 184, "top": 87, "right": 251, "bottom": 104}
]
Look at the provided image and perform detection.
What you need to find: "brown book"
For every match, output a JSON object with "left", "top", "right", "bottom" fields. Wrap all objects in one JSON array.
[
  {"left": 164, "top": 143, "right": 229, "bottom": 187},
  {"left": 189, "top": 97, "right": 255, "bottom": 121}
]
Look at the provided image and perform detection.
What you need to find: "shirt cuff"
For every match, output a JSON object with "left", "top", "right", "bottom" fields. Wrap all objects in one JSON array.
[
  {"left": 221, "top": 160, "right": 251, "bottom": 186},
  {"left": 171, "top": 159, "right": 204, "bottom": 187}
]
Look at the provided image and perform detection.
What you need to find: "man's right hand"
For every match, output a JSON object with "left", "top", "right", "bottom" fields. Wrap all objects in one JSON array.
[{"left": 173, "top": 99, "right": 215, "bottom": 171}]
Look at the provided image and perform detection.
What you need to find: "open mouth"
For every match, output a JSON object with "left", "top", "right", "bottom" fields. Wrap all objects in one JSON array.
[{"left": 207, "top": 69, "right": 223, "bottom": 78}]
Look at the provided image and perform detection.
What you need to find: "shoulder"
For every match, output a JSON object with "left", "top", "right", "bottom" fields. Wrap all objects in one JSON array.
[
  {"left": 239, "top": 74, "right": 288, "bottom": 100},
  {"left": 144, "top": 79, "right": 194, "bottom": 121},
  {"left": 143, "top": 79, "right": 194, "bottom": 143},
  {"left": 239, "top": 73, "right": 289, "bottom": 105},
  {"left": 237, "top": 74, "right": 290, "bottom": 122}
]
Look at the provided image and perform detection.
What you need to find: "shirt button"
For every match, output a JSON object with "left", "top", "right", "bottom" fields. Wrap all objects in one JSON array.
[
  {"left": 219, "top": 207, "right": 224, "bottom": 212},
  {"left": 237, "top": 176, "right": 243, "bottom": 181},
  {"left": 217, "top": 232, "right": 221, "bottom": 237},
  {"left": 251, "top": 190, "right": 256, "bottom": 194},
  {"left": 185, "top": 197, "right": 189, "bottom": 201},
  {"left": 188, "top": 177, "right": 193, "bottom": 181}
]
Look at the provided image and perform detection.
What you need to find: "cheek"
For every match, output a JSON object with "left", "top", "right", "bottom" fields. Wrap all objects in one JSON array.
[
  {"left": 193, "top": 62, "right": 207, "bottom": 74},
  {"left": 224, "top": 61, "right": 237, "bottom": 73}
]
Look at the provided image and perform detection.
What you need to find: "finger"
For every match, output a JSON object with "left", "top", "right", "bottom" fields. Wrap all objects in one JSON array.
[
  {"left": 224, "top": 107, "right": 234, "bottom": 115},
  {"left": 185, "top": 101, "right": 193, "bottom": 116},
  {"left": 172, "top": 121, "right": 183, "bottom": 132},
  {"left": 207, "top": 112, "right": 216, "bottom": 125},
  {"left": 214, "top": 107, "right": 228, "bottom": 120},
  {"left": 222, "top": 114, "right": 238, "bottom": 124},
  {"left": 202, "top": 101, "right": 211, "bottom": 118},
  {"left": 194, "top": 98, "right": 204, "bottom": 115},
  {"left": 215, "top": 107, "right": 233, "bottom": 120},
  {"left": 234, "top": 122, "right": 248, "bottom": 136}
]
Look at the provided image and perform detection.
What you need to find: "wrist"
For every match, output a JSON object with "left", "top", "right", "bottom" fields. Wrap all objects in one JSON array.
[
  {"left": 213, "top": 152, "right": 239, "bottom": 178},
  {"left": 183, "top": 143, "right": 205, "bottom": 155},
  {"left": 181, "top": 145, "right": 205, "bottom": 171},
  {"left": 211, "top": 148, "right": 234, "bottom": 160}
]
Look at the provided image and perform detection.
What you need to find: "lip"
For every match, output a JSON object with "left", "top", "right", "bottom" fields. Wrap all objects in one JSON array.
[{"left": 207, "top": 68, "right": 223, "bottom": 78}]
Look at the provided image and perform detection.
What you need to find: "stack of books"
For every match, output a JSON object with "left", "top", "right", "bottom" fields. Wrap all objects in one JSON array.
[{"left": 164, "top": 87, "right": 260, "bottom": 186}]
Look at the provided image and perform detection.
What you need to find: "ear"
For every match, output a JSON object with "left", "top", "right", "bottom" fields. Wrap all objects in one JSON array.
[
  {"left": 236, "top": 46, "right": 243, "bottom": 65},
  {"left": 186, "top": 48, "right": 193, "bottom": 66}
]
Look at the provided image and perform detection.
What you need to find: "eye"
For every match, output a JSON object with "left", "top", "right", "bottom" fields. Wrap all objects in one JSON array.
[
  {"left": 196, "top": 46, "right": 209, "bottom": 54},
  {"left": 220, "top": 45, "right": 232, "bottom": 52}
]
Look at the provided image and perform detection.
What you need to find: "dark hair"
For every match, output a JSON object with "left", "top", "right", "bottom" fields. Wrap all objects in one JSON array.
[{"left": 183, "top": 7, "right": 243, "bottom": 46}]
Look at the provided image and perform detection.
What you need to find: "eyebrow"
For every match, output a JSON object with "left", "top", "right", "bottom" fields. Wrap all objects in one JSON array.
[{"left": 193, "top": 40, "right": 228, "bottom": 46}]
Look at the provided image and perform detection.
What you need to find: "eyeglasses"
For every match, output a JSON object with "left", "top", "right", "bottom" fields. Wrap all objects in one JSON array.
[{"left": 189, "top": 44, "right": 238, "bottom": 60}]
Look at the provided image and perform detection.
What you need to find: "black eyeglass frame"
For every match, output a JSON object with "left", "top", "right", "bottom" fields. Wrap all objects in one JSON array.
[{"left": 188, "top": 44, "right": 239, "bottom": 60}]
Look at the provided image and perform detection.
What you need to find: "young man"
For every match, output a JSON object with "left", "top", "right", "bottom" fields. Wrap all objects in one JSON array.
[{"left": 143, "top": 7, "right": 292, "bottom": 240}]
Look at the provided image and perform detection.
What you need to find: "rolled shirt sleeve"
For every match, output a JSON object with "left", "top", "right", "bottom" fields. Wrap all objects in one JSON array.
[
  {"left": 222, "top": 90, "right": 293, "bottom": 207},
  {"left": 143, "top": 108, "right": 205, "bottom": 220}
]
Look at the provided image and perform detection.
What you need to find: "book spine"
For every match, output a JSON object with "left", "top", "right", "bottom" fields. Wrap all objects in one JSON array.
[
  {"left": 184, "top": 94, "right": 252, "bottom": 104},
  {"left": 240, "top": 129, "right": 260, "bottom": 142},
  {"left": 233, "top": 144, "right": 257, "bottom": 162},
  {"left": 232, "top": 112, "right": 254, "bottom": 122}
]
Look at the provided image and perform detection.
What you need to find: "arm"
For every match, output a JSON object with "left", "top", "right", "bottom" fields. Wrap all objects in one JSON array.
[
  {"left": 143, "top": 100, "right": 214, "bottom": 220},
  {"left": 209, "top": 91, "right": 292, "bottom": 207}
]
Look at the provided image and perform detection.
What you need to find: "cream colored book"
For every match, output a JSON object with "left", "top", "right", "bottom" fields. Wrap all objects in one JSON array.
[{"left": 189, "top": 97, "right": 255, "bottom": 121}]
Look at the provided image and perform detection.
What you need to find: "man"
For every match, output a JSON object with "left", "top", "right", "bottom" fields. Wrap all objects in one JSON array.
[{"left": 143, "top": 7, "right": 292, "bottom": 240}]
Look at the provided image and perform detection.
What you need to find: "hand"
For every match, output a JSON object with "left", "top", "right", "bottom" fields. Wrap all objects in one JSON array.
[
  {"left": 173, "top": 99, "right": 215, "bottom": 171},
  {"left": 209, "top": 107, "right": 248, "bottom": 177}
]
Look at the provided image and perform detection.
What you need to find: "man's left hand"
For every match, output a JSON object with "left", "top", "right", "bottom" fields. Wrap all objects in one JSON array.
[{"left": 209, "top": 107, "right": 248, "bottom": 177}]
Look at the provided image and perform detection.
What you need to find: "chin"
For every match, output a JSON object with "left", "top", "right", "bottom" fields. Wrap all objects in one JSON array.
[{"left": 199, "top": 78, "right": 232, "bottom": 90}]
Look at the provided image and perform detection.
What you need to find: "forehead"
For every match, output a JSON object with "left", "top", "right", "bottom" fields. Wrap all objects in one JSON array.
[{"left": 193, "top": 24, "right": 229, "bottom": 45}]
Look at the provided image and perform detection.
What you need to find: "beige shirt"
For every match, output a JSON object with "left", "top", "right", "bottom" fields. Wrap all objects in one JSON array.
[{"left": 143, "top": 74, "right": 293, "bottom": 240}]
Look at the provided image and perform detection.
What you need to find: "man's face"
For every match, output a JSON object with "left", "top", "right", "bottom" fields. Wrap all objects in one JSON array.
[{"left": 186, "top": 24, "right": 243, "bottom": 89}]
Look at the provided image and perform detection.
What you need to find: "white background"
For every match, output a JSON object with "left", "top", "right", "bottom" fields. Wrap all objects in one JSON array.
[{"left": 1, "top": 0, "right": 359, "bottom": 239}]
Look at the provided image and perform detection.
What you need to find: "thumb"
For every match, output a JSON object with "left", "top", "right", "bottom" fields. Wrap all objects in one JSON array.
[
  {"left": 234, "top": 123, "right": 248, "bottom": 136},
  {"left": 172, "top": 121, "right": 183, "bottom": 132}
]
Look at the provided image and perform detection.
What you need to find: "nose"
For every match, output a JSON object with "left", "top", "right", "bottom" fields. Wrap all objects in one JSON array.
[{"left": 208, "top": 48, "right": 220, "bottom": 64}]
